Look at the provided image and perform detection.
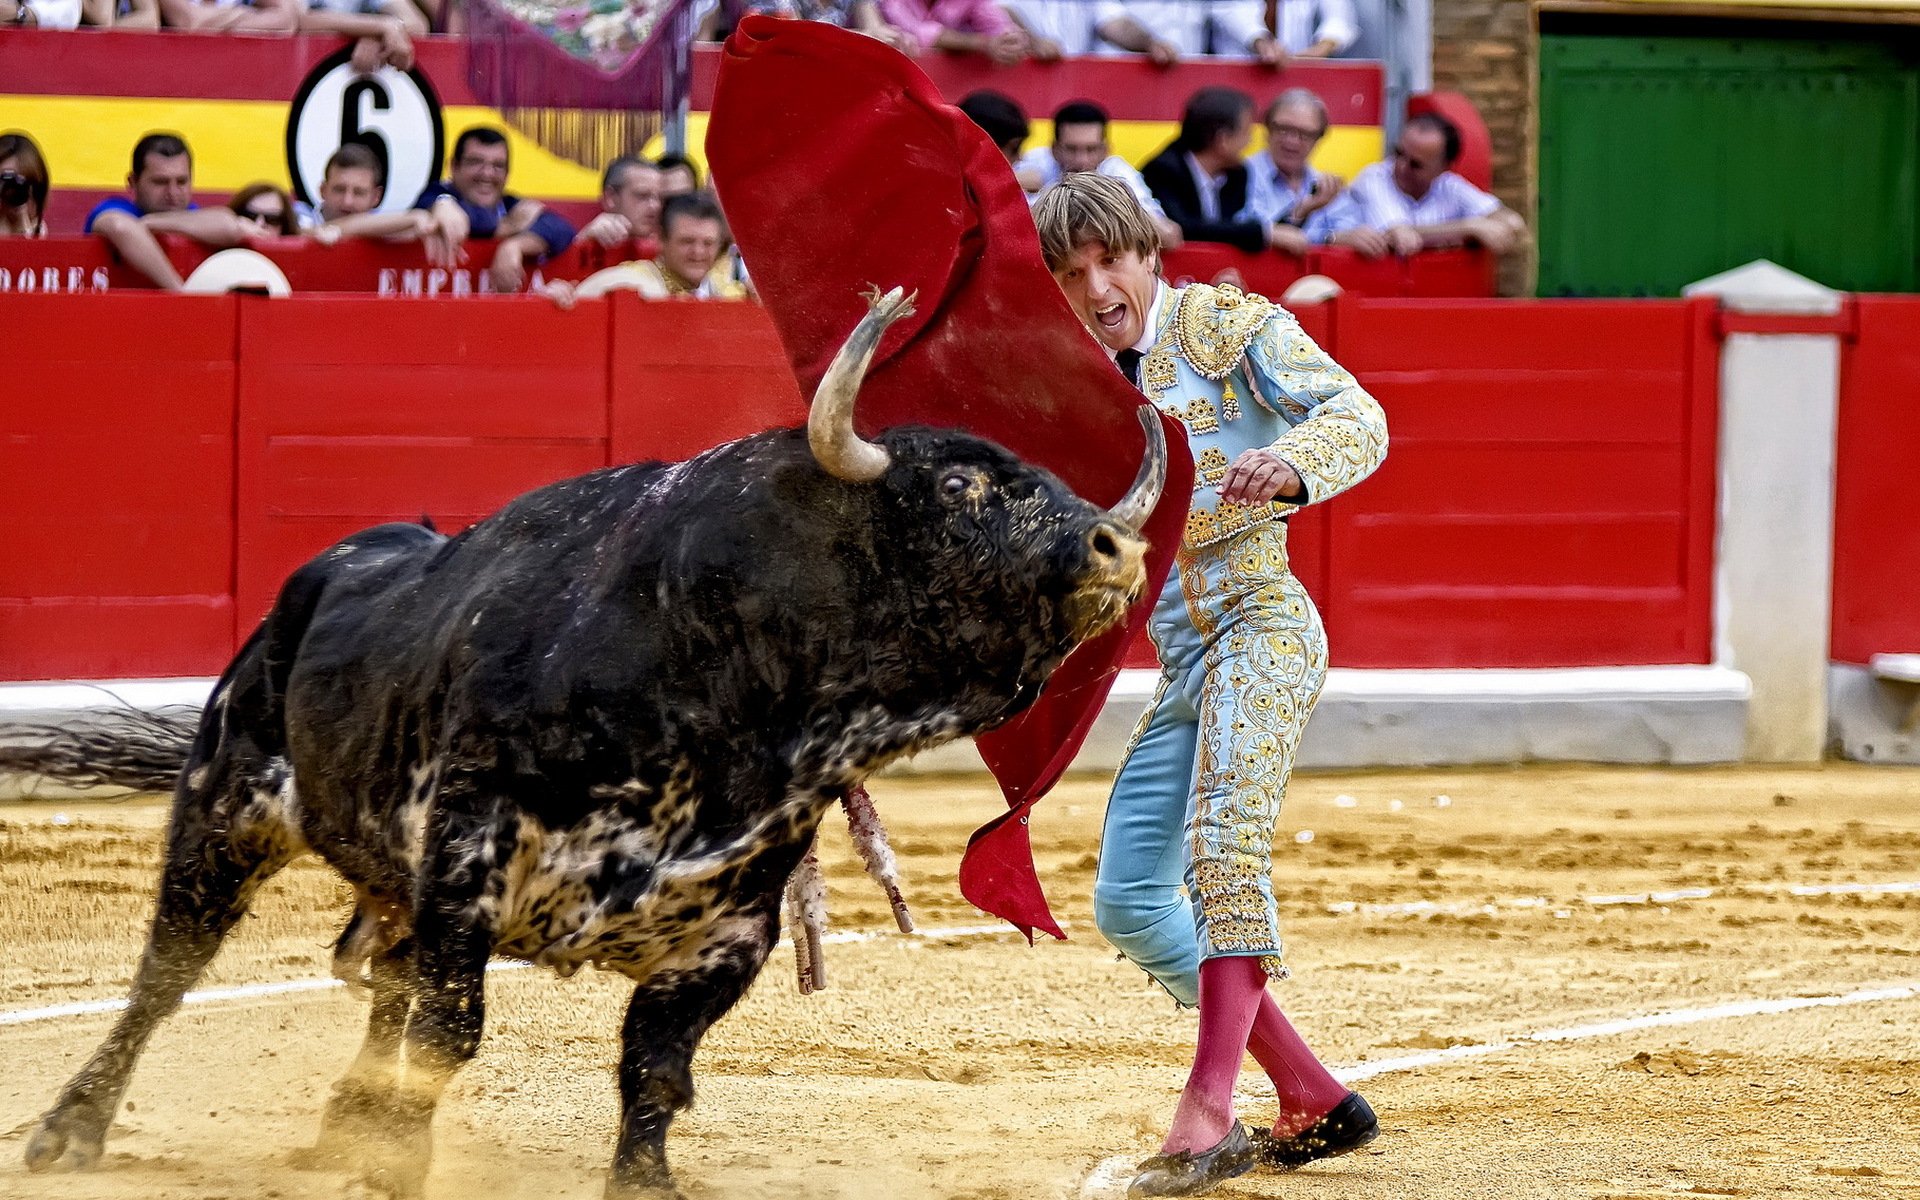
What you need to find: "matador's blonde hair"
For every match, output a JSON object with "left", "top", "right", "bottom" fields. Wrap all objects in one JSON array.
[{"left": 1032, "top": 173, "right": 1162, "bottom": 274}]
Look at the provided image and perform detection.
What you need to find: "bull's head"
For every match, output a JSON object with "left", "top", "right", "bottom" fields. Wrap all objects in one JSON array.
[{"left": 806, "top": 287, "right": 1164, "bottom": 695}]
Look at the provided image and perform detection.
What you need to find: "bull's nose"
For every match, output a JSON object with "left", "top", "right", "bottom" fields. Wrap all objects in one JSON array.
[{"left": 1084, "top": 519, "right": 1148, "bottom": 585}]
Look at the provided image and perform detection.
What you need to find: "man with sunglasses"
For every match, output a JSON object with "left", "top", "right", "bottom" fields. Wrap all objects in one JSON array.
[
  {"left": 1324, "top": 111, "right": 1524, "bottom": 259},
  {"left": 412, "top": 126, "right": 576, "bottom": 292}
]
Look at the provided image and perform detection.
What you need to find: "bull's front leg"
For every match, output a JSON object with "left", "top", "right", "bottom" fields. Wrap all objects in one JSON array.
[
  {"left": 353, "top": 805, "right": 511, "bottom": 1199},
  {"left": 608, "top": 902, "right": 780, "bottom": 1199}
]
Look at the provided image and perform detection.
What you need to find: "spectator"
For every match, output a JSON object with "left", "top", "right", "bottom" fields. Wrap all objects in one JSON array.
[
  {"left": 86, "top": 133, "right": 272, "bottom": 291},
  {"left": 1002, "top": 0, "right": 1076, "bottom": 58},
  {"left": 695, "top": 0, "right": 911, "bottom": 53},
  {"left": 306, "top": 143, "right": 464, "bottom": 265},
  {"left": 413, "top": 125, "right": 575, "bottom": 292},
  {"left": 1014, "top": 101, "right": 1181, "bottom": 248},
  {"left": 0, "top": 132, "right": 50, "bottom": 239},
  {"left": 229, "top": 183, "right": 301, "bottom": 236},
  {"left": 655, "top": 153, "right": 701, "bottom": 199},
  {"left": 1, "top": 0, "right": 82, "bottom": 27},
  {"left": 879, "top": 0, "right": 1033, "bottom": 63},
  {"left": 1141, "top": 87, "right": 1277, "bottom": 253},
  {"left": 1273, "top": 0, "right": 1356, "bottom": 58},
  {"left": 1093, "top": 0, "right": 1280, "bottom": 66},
  {"left": 957, "top": 90, "right": 1028, "bottom": 168},
  {"left": 81, "top": 0, "right": 158, "bottom": 24},
  {"left": 1324, "top": 111, "right": 1526, "bottom": 258},
  {"left": 300, "top": 0, "right": 427, "bottom": 74},
  {"left": 577, "top": 155, "right": 664, "bottom": 255},
  {"left": 637, "top": 193, "right": 748, "bottom": 298},
  {"left": 547, "top": 192, "right": 748, "bottom": 305},
  {"left": 1237, "top": 89, "right": 1343, "bottom": 253},
  {"left": 157, "top": 0, "right": 299, "bottom": 32}
]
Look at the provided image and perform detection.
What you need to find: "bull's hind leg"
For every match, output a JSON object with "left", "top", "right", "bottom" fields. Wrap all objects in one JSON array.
[
  {"left": 342, "top": 803, "right": 508, "bottom": 1199},
  {"left": 25, "top": 755, "right": 300, "bottom": 1172},
  {"left": 299, "top": 933, "right": 416, "bottom": 1168},
  {"left": 608, "top": 906, "right": 780, "bottom": 1200}
]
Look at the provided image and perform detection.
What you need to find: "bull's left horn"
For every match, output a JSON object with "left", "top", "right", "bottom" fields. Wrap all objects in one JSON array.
[
  {"left": 808, "top": 286, "right": 916, "bottom": 483},
  {"left": 1106, "top": 406, "right": 1169, "bottom": 531}
]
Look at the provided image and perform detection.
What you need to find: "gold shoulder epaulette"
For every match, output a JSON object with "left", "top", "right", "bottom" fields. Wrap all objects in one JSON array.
[{"left": 1172, "top": 282, "right": 1278, "bottom": 381}]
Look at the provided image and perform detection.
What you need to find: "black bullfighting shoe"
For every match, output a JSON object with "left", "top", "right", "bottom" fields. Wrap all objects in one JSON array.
[
  {"left": 1126, "top": 1121, "right": 1256, "bottom": 1197},
  {"left": 1250, "top": 1091, "right": 1379, "bottom": 1169}
]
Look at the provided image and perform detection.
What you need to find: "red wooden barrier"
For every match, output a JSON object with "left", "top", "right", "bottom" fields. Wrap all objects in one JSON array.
[
  {"left": 1833, "top": 296, "right": 1920, "bottom": 665},
  {"left": 1326, "top": 296, "right": 1719, "bottom": 668},
  {"left": 0, "top": 291, "right": 1724, "bottom": 681},
  {"left": 233, "top": 295, "right": 614, "bottom": 626},
  {"left": 0, "top": 296, "right": 240, "bottom": 678}
]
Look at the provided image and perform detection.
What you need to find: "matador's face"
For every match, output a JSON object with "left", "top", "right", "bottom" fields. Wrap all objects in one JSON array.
[{"left": 1050, "top": 240, "right": 1160, "bottom": 354}]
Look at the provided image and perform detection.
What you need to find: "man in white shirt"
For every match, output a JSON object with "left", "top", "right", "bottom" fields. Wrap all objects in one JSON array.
[
  {"left": 1237, "top": 89, "right": 1344, "bottom": 253},
  {"left": 1015, "top": 100, "right": 1183, "bottom": 247},
  {"left": 1324, "top": 111, "right": 1525, "bottom": 258},
  {"left": 1092, "top": 0, "right": 1281, "bottom": 64},
  {"left": 1272, "top": 0, "right": 1357, "bottom": 57}
]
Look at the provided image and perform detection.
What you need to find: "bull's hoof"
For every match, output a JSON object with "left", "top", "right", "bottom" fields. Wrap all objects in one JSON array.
[
  {"left": 605, "top": 1156, "right": 683, "bottom": 1200},
  {"left": 605, "top": 1177, "right": 684, "bottom": 1200},
  {"left": 22, "top": 1105, "right": 110, "bottom": 1173}
]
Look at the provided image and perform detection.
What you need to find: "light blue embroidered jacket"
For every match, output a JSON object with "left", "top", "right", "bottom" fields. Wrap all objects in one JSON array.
[{"left": 1134, "top": 281, "right": 1388, "bottom": 549}]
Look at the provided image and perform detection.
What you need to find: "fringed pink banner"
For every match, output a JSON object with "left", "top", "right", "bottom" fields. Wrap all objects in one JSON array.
[{"left": 466, "top": 0, "right": 696, "bottom": 168}]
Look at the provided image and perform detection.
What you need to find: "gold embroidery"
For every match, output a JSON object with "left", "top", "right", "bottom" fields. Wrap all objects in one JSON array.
[
  {"left": 1185, "top": 499, "right": 1290, "bottom": 548},
  {"left": 1173, "top": 283, "right": 1277, "bottom": 380},
  {"left": 1221, "top": 377, "right": 1242, "bottom": 422},
  {"left": 1141, "top": 348, "right": 1178, "bottom": 399},
  {"left": 1157, "top": 395, "right": 1219, "bottom": 436},
  {"left": 1195, "top": 447, "right": 1230, "bottom": 487}
]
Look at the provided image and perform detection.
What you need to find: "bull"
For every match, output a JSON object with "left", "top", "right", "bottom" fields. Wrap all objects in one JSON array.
[{"left": 14, "top": 288, "right": 1166, "bottom": 1198}]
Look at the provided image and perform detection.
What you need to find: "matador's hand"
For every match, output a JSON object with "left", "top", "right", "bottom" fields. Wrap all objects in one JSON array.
[{"left": 1220, "top": 449, "right": 1304, "bottom": 506}]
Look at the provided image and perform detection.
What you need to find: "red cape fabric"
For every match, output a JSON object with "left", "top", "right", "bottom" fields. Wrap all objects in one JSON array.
[{"left": 709, "top": 16, "right": 1191, "bottom": 940}]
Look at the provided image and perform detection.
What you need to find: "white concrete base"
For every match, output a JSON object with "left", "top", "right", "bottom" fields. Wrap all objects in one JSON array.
[
  {"left": 893, "top": 665, "right": 1752, "bottom": 775},
  {"left": 1, "top": 666, "right": 1754, "bottom": 799},
  {"left": 1828, "top": 663, "right": 1920, "bottom": 764}
]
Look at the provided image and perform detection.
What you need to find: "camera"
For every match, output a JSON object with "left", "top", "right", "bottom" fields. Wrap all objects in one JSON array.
[{"left": 0, "top": 171, "right": 31, "bottom": 207}]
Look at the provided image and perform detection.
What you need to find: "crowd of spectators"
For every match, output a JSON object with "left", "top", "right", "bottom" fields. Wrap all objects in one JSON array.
[
  {"left": 964, "top": 85, "right": 1526, "bottom": 267},
  {"left": 0, "top": 122, "right": 758, "bottom": 301},
  {"left": 697, "top": 0, "right": 1362, "bottom": 64}
]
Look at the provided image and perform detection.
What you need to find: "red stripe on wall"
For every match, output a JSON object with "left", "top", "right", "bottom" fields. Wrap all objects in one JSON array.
[
  {"left": 1832, "top": 296, "right": 1920, "bottom": 665},
  {"left": 2, "top": 29, "right": 1379, "bottom": 125}
]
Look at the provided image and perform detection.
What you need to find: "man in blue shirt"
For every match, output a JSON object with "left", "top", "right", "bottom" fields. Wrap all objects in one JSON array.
[
  {"left": 413, "top": 126, "right": 576, "bottom": 293},
  {"left": 86, "top": 132, "right": 271, "bottom": 290},
  {"left": 1236, "top": 90, "right": 1344, "bottom": 254}
]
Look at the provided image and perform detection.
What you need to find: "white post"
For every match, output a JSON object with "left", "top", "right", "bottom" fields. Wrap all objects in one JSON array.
[{"left": 1683, "top": 261, "right": 1844, "bottom": 763}]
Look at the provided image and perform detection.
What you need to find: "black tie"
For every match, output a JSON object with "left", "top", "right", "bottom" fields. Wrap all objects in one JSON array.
[{"left": 1116, "top": 348, "right": 1143, "bottom": 387}]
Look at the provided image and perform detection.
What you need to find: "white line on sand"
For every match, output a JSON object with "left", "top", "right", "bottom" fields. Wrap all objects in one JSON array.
[
  {"left": 0, "top": 923, "right": 1020, "bottom": 1030},
  {"left": 1329, "top": 877, "right": 1920, "bottom": 920},
  {"left": 1079, "top": 980, "right": 1920, "bottom": 1198}
]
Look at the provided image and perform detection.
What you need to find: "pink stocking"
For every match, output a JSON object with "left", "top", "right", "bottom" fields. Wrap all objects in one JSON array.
[
  {"left": 1246, "top": 994, "right": 1349, "bottom": 1136},
  {"left": 1162, "top": 956, "right": 1267, "bottom": 1154}
]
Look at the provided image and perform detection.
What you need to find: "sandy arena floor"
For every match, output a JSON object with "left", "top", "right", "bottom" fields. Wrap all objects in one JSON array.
[{"left": 1, "top": 764, "right": 1917, "bottom": 1199}]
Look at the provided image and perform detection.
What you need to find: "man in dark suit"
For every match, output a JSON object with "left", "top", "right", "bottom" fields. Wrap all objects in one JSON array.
[{"left": 1140, "top": 86, "right": 1274, "bottom": 253}]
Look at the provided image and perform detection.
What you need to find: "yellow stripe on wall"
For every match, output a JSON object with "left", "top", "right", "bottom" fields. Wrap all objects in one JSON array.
[{"left": 11, "top": 96, "right": 1381, "bottom": 199}]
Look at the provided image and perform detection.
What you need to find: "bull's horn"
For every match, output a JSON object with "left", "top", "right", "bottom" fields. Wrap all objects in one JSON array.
[
  {"left": 808, "top": 286, "right": 916, "bottom": 483},
  {"left": 1106, "top": 407, "right": 1169, "bottom": 531}
]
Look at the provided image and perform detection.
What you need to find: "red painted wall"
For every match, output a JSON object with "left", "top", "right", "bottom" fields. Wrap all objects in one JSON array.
[
  {"left": 0, "top": 293, "right": 1721, "bottom": 681},
  {"left": 1833, "top": 297, "right": 1920, "bottom": 665}
]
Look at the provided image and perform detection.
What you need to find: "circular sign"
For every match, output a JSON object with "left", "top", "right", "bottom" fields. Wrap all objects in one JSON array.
[{"left": 285, "top": 47, "right": 445, "bottom": 216}]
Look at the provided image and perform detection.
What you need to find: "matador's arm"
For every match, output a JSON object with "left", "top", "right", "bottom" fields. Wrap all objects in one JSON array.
[{"left": 1244, "top": 313, "right": 1389, "bottom": 506}]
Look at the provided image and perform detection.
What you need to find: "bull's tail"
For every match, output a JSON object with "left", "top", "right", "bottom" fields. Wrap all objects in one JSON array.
[{"left": 0, "top": 706, "right": 201, "bottom": 796}]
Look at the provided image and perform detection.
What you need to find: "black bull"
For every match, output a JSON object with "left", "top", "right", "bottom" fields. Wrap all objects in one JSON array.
[{"left": 14, "top": 289, "right": 1168, "bottom": 1198}]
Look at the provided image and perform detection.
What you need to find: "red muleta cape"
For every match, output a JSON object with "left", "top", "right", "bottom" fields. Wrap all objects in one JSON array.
[{"left": 708, "top": 16, "right": 1192, "bottom": 940}]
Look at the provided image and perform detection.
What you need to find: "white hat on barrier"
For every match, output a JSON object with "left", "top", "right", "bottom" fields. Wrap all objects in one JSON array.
[
  {"left": 1281, "top": 274, "right": 1343, "bottom": 307},
  {"left": 181, "top": 249, "right": 292, "bottom": 297},
  {"left": 574, "top": 262, "right": 671, "bottom": 301}
]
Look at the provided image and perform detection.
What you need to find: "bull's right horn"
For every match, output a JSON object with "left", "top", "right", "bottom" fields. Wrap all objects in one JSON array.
[
  {"left": 1106, "top": 406, "right": 1169, "bottom": 531},
  {"left": 808, "top": 286, "right": 916, "bottom": 483}
]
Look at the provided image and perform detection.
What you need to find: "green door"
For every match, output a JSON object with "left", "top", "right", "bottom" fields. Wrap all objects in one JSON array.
[{"left": 1539, "top": 24, "right": 1920, "bottom": 296}]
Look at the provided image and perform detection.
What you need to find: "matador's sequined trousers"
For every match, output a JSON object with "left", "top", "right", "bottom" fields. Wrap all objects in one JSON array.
[{"left": 1094, "top": 521, "right": 1329, "bottom": 1006}]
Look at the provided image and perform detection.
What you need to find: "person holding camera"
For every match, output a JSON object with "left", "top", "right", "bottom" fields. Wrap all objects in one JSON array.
[
  {"left": 0, "top": 132, "right": 50, "bottom": 238},
  {"left": 1237, "top": 90, "right": 1343, "bottom": 256}
]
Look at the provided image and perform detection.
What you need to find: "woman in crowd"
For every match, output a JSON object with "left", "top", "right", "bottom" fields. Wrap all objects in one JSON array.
[
  {"left": 228, "top": 183, "right": 301, "bottom": 236},
  {"left": 0, "top": 133, "right": 51, "bottom": 238}
]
